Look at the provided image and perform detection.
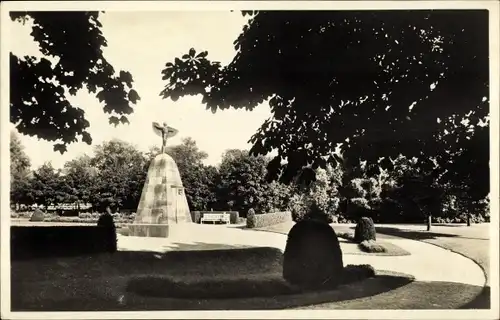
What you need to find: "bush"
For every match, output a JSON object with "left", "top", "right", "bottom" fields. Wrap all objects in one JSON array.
[
  {"left": 330, "top": 215, "right": 339, "bottom": 223},
  {"left": 11, "top": 226, "right": 115, "bottom": 260},
  {"left": 341, "top": 264, "right": 376, "bottom": 284},
  {"left": 337, "top": 232, "right": 355, "bottom": 242},
  {"left": 349, "top": 203, "right": 374, "bottom": 220},
  {"left": 97, "top": 213, "right": 117, "bottom": 253},
  {"left": 191, "top": 211, "right": 202, "bottom": 223},
  {"left": 358, "top": 240, "right": 387, "bottom": 253},
  {"left": 289, "top": 194, "right": 309, "bottom": 222},
  {"left": 44, "top": 216, "right": 97, "bottom": 223},
  {"left": 246, "top": 211, "right": 292, "bottom": 229},
  {"left": 246, "top": 208, "right": 256, "bottom": 228},
  {"left": 290, "top": 196, "right": 336, "bottom": 223},
  {"left": 283, "top": 219, "right": 344, "bottom": 289},
  {"left": 354, "top": 217, "right": 376, "bottom": 243},
  {"left": 237, "top": 217, "right": 246, "bottom": 224},
  {"left": 303, "top": 202, "right": 334, "bottom": 224},
  {"left": 228, "top": 211, "right": 240, "bottom": 224},
  {"left": 29, "top": 209, "right": 45, "bottom": 222}
]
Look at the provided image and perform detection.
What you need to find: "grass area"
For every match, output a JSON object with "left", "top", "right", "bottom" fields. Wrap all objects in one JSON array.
[
  {"left": 373, "top": 223, "right": 491, "bottom": 309},
  {"left": 294, "top": 281, "right": 485, "bottom": 310},
  {"left": 11, "top": 245, "right": 412, "bottom": 311},
  {"left": 127, "top": 264, "right": 377, "bottom": 299},
  {"left": 11, "top": 221, "right": 490, "bottom": 311}
]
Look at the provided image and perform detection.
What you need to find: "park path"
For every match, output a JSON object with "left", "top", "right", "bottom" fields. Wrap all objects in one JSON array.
[{"left": 118, "top": 223, "right": 485, "bottom": 287}]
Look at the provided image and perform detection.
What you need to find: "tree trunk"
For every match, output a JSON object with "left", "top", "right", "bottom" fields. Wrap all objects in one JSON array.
[
  {"left": 427, "top": 215, "right": 432, "bottom": 231},
  {"left": 467, "top": 212, "right": 471, "bottom": 226}
]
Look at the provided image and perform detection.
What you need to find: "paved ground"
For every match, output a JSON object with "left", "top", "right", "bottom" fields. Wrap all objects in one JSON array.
[{"left": 118, "top": 223, "right": 486, "bottom": 287}]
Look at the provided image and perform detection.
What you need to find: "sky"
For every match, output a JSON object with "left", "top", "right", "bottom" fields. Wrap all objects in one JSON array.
[{"left": 9, "top": 11, "right": 273, "bottom": 170}]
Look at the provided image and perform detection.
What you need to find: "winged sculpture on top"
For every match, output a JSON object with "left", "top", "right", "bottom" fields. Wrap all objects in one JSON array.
[{"left": 152, "top": 122, "right": 179, "bottom": 153}]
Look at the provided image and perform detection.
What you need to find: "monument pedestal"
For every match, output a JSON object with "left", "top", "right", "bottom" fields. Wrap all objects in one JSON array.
[
  {"left": 128, "top": 224, "right": 170, "bottom": 238},
  {"left": 129, "top": 152, "right": 193, "bottom": 238}
]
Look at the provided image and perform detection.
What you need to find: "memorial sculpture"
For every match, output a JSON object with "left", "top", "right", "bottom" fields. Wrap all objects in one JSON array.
[{"left": 128, "top": 122, "right": 192, "bottom": 238}]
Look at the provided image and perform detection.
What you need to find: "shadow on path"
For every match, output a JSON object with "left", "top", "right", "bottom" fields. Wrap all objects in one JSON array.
[{"left": 376, "top": 227, "right": 458, "bottom": 240}]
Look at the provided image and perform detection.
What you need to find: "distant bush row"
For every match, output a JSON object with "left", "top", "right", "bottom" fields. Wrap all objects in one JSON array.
[
  {"left": 12, "top": 211, "right": 135, "bottom": 223},
  {"left": 246, "top": 210, "right": 293, "bottom": 229}
]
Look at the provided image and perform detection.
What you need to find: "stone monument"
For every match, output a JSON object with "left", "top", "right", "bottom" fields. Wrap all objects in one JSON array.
[{"left": 128, "top": 122, "right": 192, "bottom": 238}]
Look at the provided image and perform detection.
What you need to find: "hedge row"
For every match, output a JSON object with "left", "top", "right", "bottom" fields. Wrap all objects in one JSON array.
[
  {"left": 247, "top": 211, "right": 292, "bottom": 229},
  {"left": 11, "top": 225, "right": 117, "bottom": 260},
  {"left": 191, "top": 211, "right": 240, "bottom": 224}
]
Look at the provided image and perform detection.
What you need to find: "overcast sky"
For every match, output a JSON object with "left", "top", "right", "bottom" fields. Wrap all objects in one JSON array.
[{"left": 10, "top": 11, "right": 273, "bottom": 170}]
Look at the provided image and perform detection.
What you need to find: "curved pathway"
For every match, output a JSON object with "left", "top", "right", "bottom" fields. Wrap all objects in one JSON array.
[{"left": 118, "top": 223, "right": 485, "bottom": 287}]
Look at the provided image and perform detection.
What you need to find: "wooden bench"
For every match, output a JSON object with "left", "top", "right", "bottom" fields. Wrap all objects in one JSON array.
[{"left": 200, "top": 213, "right": 230, "bottom": 224}]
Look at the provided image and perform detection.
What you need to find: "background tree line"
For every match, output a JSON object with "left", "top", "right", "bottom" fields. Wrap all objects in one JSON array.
[{"left": 11, "top": 131, "right": 489, "bottom": 225}]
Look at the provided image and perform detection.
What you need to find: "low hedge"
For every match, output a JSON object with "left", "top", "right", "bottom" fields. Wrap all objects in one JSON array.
[
  {"left": 40, "top": 216, "right": 132, "bottom": 224},
  {"left": 11, "top": 225, "right": 117, "bottom": 260},
  {"left": 192, "top": 211, "right": 240, "bottom": 224},
  {"left": 358, "top": 240, "right": 387, "bottom": 253},
  {"left": 247, "top": 211, "right": 293, "bottom": 229}
]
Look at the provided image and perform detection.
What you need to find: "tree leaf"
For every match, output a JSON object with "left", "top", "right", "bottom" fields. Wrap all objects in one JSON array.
[
  {"left": 128, "top": 89, "right": 140, "bottom": 104},
  {"left": 189, "top": 48, "right": 196, "bottom": 57},
  {"left": 53, "top": 143, "right": 67, "bottom": 154},
  {"left": 196, "top": 51, "right": 208, "bottom": 58},
  {"left": 81, "top": 131, "right": 92, "bottom": 145}
]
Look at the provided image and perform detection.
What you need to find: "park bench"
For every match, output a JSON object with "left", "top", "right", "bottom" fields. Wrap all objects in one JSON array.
[{"left": 200, "top": 212, "right": 231, "bottom": 224}]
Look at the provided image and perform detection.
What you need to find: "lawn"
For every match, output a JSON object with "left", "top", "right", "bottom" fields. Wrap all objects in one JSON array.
[
  {"left": 10, "top": 222, "right": 490, "bottom": 311},
  {"left": 11, "top": 245, "right": 413, "bottom": 311},
  {"left": 373, "top": 223, "right": 491, "bottom": 309}
]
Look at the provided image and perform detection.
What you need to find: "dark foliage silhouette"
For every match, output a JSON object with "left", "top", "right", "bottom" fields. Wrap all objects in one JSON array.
[
  {"left": 160, "top": 10, "right": 488, "bottom": 190},
  {"left": 10, "top": 12, "right": 140, "bottom": 153}
]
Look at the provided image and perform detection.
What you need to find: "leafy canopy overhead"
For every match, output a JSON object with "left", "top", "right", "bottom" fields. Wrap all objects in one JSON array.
[
  {"left": 160, "top": 10, "right": 489, "bottom": 184},
  {"left": 10, "top": 11, "right": 141, "bottom": 153}
]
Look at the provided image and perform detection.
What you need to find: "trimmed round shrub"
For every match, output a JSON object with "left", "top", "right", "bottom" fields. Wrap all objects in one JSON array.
[
  {"left": 354, "top": 217, "right": 376, "bottom": 243},
  {"left": 29, "top": 208, "right": 45, "bottom": 222},
  {"left": 97, "top": 213, "right": 117, "bottom": 253},
  {"left": 342, "top": 264, "right": 376, "bottom": 284},
  {"left": 283, "top": 219, "right": 344, "bottom": 289},
  {"left": 246, "top": 208, "right": 256, "bottom": 228}
]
